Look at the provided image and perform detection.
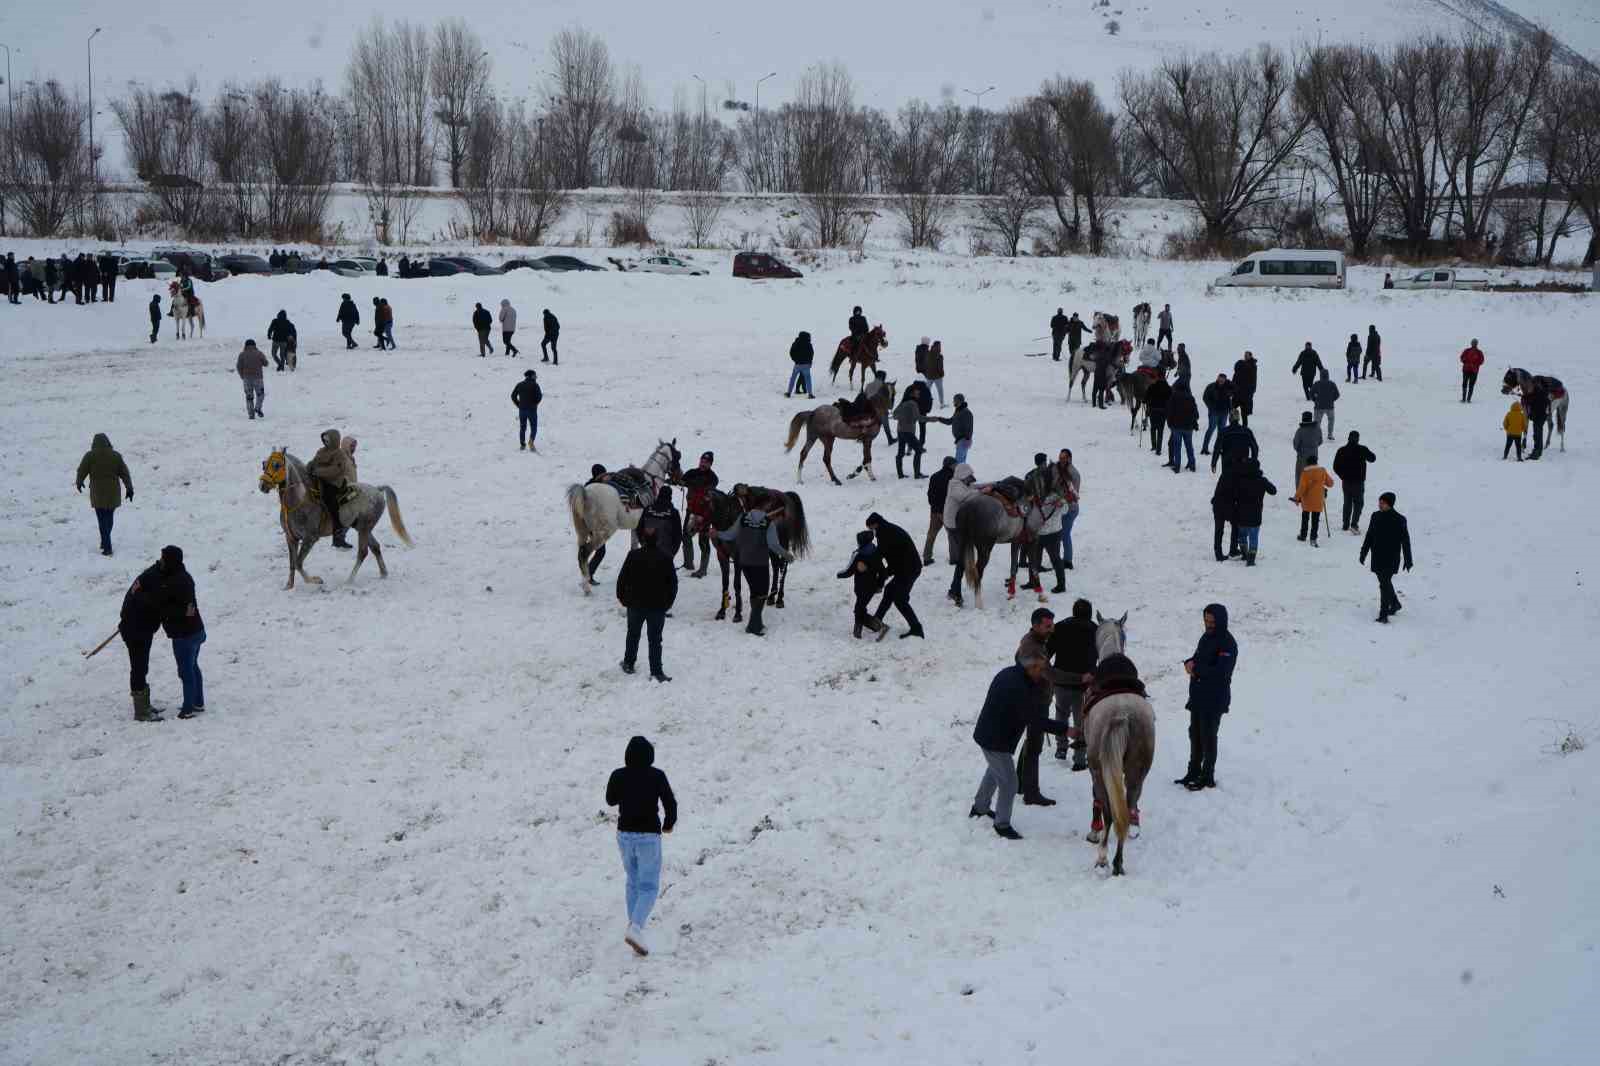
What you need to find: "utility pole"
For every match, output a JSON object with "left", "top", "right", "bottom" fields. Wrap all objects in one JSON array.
[
  {"left": 692, "top": 73, "right": 706, "bottom": 124},
  {"left": 1, "top": 43, "right": 15, "bottom": 141},
  {"left": 755, "top": 71, "right": 776, "bottom": 194},
  {"left": 962, "top": 85, "right": 995, "bottom": 193},
  {"left": 87, "top": 28, "right": 101, "bottom": 203}
]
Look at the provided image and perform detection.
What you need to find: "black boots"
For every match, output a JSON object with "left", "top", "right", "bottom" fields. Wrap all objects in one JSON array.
[
  {"left": 133, "top": 687, "right": 164, "bottom": 722},
  {"left": 746, "top": 596, "right": 766, "bottom": 636}
]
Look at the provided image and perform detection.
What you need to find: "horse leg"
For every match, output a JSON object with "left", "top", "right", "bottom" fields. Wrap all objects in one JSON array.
[
  {"left": 771, "top": 558, "right": 786, "bottom": 608},
  {"left": 370, "top": 538, "right": 387, "bottom": 578},
  {"left": 733, "top": 557, "right": 744, "bottom": 623},
  {"left": 348, "top": 530, "right": 371, "bottom": 583},
  {"left": 577, "top": 542, "right": 593, "bottom": 594},
  {"left": 715, "top": 550, "right": 731, "bottom": 620},
  {"left": 862, "top": 439, "right": 875, "bottom": 481},
  {"left": 797, "top": 433, "right": 815, "bottom": 484},
  {"left": 297, "top": 538, "right": 322, "bottom": 586},
  {"left": 973, "top": 543, "right": 994, "bottom": 611},
  {"left": 821, "top": 438, "right": 843, "bottom": 486}
]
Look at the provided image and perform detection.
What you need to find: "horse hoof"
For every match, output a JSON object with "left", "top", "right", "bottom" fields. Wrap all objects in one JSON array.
[
  {"left": 1095, "top": 855, "right": 1107, "bottom": 868},
  {"left": 714, "top": 610, "right": 727, "bottom": 621},
  {"left": 733, "top": 613, "right": 743, "bottom": 623},
  {"left": 1112, "top": 865, "right": 1125, "bottom": 877}
]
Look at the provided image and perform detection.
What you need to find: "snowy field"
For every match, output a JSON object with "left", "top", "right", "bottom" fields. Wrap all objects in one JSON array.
[{"left": 2, "top": 253, "right": 1598, "bottom": 1064}]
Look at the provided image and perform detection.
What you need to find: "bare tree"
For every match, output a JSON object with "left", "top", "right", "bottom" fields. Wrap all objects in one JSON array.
[
  {"left": 110, "top": 81, "right": 214, "bottom": 232},
  {"left": 887, "top": 100, "right": 957, "bottom": 248},
  {"left": 2, "top": 80, "right": 93, "bottom": 235},
  {"left": 977, "top": 176, "right": 1042, "bottom": 256},
  {"left": 431, "top": 18, "right": 491, "bottom": 188},
  {"left": 253, "top": 82, "right": 338, "bottom": 239},
  {"left": 1543, "top": 67, "right": 1600, "bottom": 265},
  {"left": 347, "top": 18, "right": 434, "bottom": 187},
  {"left": 1120, "top": 46, "right": 1308, "bottom": 244},
  {"left": 1295, "top": 44, "right": 1387, "bottom": 256},
  {"left": 1048, "top": 78, "right": 1121, "bottom": 252},
  {"left": 1009, "top": 98, "right": 1076, "bottom": 235},
  {"left": 1524, "top": 69, "right": 1584, "bottom": 265},
  {"left": 682, "top": 190, "right": 726, "bottom": 247},
  {"left": 1357, "top": 38, "right": 1458, "bottom": 248},
  {"left": 792, "top": 63, "right": 864, "bottom": 247},
  {"left": 547, "top": 27, "right": 615, "bottom": 188}
]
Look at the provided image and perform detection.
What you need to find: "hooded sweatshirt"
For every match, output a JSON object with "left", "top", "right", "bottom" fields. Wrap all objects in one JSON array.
[
  {"left": 605, "top": 736, "right": 677, "bottom": 834},
  {"left": 943, "top": 463, "right": 978, "bottom": 528},
  {"left": 309, "top": 429, "right": 356, "bottom": 487},
  {"left": 76, "top": 433, "right": 134, "bottom": 509},
  {"left": 498, "top": 300, "right": 517, "bottom": 332},
  {"left": 1503, "top": 402, "right": 1527, "bottom": 436},
  {"left": 1186, "top": 603, "right": 1237, "bottom": 714}
]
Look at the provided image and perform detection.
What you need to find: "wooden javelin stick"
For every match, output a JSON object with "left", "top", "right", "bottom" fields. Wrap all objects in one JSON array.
[{"left": 82, "top": 628, "right": 120, "bottom": 660}]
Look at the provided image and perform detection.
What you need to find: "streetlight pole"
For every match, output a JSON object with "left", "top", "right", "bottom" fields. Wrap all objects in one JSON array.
[
  {"left": 754, "top": 71, "right": 776, "bottom": 194},
  {"left": 1, "top": 44, "right": 15, "bottom": 139},
  {"left": 87, "top": 28, "right": 101, "bottom": 200},
  {"left": 962, "top": 85, "right": 996, "bottom": 192},
  {"left": 691, "top": 73, "right": 706, "bottom": 124},
  {"left": 755, "top": 70, "right": 776, "bottom": 117}
]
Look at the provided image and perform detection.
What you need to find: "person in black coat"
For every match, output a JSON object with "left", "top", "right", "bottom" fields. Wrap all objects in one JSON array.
[
  {"left": 1210, "top": 414, "right": 1259, "bottom": 473},
  {"left": 866, "top": 512, "right": 923, "bottom": 638},
  {"left": 923, "top": 456, "right": 956, "bottom": 563},
  {"left": 606, "top": 735, "right": 677, "bottom": 955},
  {"left": 158, "top": 545, "right": 207, "bottom": 718},
  {"left": 148, "top": 295, "right": 162, "bottom": 343},
  {"left": 617, "top": 526, "right": 677, "bottom": 681},
  {"left": 512, "top": 370, "right": 543, "bottom": 451},
  {"left": 541, "top": 309, "right": 560, "bottom": 363},
  {"left": 1145, "top": 376, "right": 1172, "bottom": 454},
  {"left": 848, "top": 305, "right": 868, "bottom": 340},
  {"left": 1045, "top": 597, "right": 1099, "bottom": 769},
  {"left": 44, "top": 257, "right": 58, "bottom": 303},
  {"left": 1524, "top": 386, "right": 1550, "bottom": 460},
  {"left": 99, "top": 252, "right": 118, "bottom": 302},
  {"left": 1179, "top": 602, "right": 1236, "bottom": 789},
  {"left": 266, "top": 310, "right": 298, "bottom": 371},
  {"left": 1065, "top": 312, "right": 1088, "bottom": 358},
  {"left": 1359, "top": 492, "right": 1413, "bottom": 623},
  {"left": 786, "top": 330, "right": 814, "bottom": 398},
  {"left": 1231, "top": 459, "right": 1277, "bottom": 566},
  {"left": 1201, "top": 374, "right": 1235, "bottom": 454},
  {"left": 837, "top": 530, "right": 888, "bottom": 638},
  {"left": 1210, "top": 465, "right": 1242, "bottom": 562},
  {"left": 120, "top": 557, "right": 172, "bottom": 721},
  {"left": 637, "top": 487, "right": 683, "bottom": 563},
  {"left": 1050, "top": 307, "right": 1068, "bottom": 361},
  {"left": 472, "top": 302, "right": 495, "bottom": 356},
  {"left": 970, "top": 659, "right": 1070, "bottom": 838},
  {"left": 1164, "top": 382, "right": 1199, "bottom": 472},
  {"left": 336, "top": 294, "right": 360, "bottom": 349},
  {"left": 1291, "top": 342, "right": 1323, "bottom": 401},
  {"left": 1332, "top": 431, "right": 1376, "bottom": 533},
  {"left": 1363, "top": 325, "right": 1382, "bottom": 381}
]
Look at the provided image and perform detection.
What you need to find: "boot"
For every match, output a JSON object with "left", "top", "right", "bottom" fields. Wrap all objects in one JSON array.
[
  {"left": 1246, "top": 550, "right": 1257, "bottom": 567},
  {"left": 853, "top": 623, "right": 863, "bottom": 639},
  {"left": 746, "top": 596, "right": 766, "bottom": 636},
  {"left": 133, "top": 687, "right": 164, "bottom": 722},
  {"left": 331, "top": 529, "right": 352, "bottom": 549}
]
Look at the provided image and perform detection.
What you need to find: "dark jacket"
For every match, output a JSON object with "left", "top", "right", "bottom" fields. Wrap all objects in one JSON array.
[
  {"left": 1292, "top": 347, "right": 1323, "bottom": 377},
  {"left": 1146, "top": 378, "right": 1172, "bottom": 418},
  {"left": 637, "top": 493, "right": 683, "bottom": 561},
  {"left": 616, "top": 544, "right": 678, "bottom": 611},
  {"left": 267, "top": 314, "right": 297, "bottom": 344},
  {"left": 790, "top": 333, "right": 814, "bottom": 366},
  {"left": 511, "top": 379, "right": 543, "bottom": 408},
  {"left": 1346, "top": 338, "right": 1362, "bottom": 365},
  {"left": 606, "top": 736, "right": 677, "bottom": 834},
  {"left": 1360, "top": 508, "right": 1413, "bottom": 575},
  {"left": 120, "top": 563, "right": 168, "bottom": 639},
  {"left": 160, "top": 566, "right": 204, "bottom": 639},
  {"left": 1233, "top": 357, "right": 1258, "bottom": 396},
  {"left": 1211, "top": 465, "right": 1241, "bottom": 517},
  {"left": 1066, "top": 315, "right": 1088, "bottom": 345},
  {"left": 337, "top": 298, "right": 360, "bottom": 326},
  {"left": 149, "top": 296, "right": 162, "bottom": 322},
  {"left": 1212, "top": 424, "right": 1259, "bottom": 471},
  {"left": 905, "top": 380, "right": 933, "bottom": 416},
  {"left": 733, "top": 509, "right": 785, "bottom": 568},
  {"left": 972, "top": 665, "right": 1069, "bottom": 752},
  {"left": 838, "top": 542, "right": 887, "bottom": 597},
  {"left": 1185, "top": 603, "right": 1236, "bottom": 715},
  {"left": 1202, "top": 380, "right": 1235, "bottom": 415},
  {"left": 76, "top": 433, "right": 134, "bottom": 510},
  {"left": 1166, "top": 386, "right": 1199, "bottom": 431},
  {"left": 1311, "top": 375, "right": 1340, "bottom": 409},
  {"left": 848, "top": 311, "right": 868, "bottom": 337},
  {"left": 543, "top": 310, "right": 560, "bottom": 336},
  {"left": 1524, "top": 388, "right": 1550, "bottom": 422},
  {"left": 1045, "top": 617, "right": 1098, "bottom": 685},
  {"left": 472, "top": 306, "right": 492, "bottom": 332},
  {"left": 914, "top": 342, "right": 929, "bottom": 374},
  {"left": 927, "top": 464, "right": 956, "bottom": 513},
  {"left": 1232, "top": 464, "right": 1278, "bottom": 527},
  {"left": 871, "top": 519, "right": 922, "bottom": 578},
  {"left": 950, "top": 404, "right": 974, "bottom": 441},
  {"left": 1050, "top": 312, "right": 1068, "bottom": 338},
  {"left": 1333, "top": 439, "right": 1376, "bottom": 484},
  {"left": 1366, "top": 328, "right": 1381, "bottom": 360}
]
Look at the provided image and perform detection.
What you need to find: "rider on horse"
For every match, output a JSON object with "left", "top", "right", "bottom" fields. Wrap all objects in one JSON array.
[
  {"left": 837, "top": 370, "right": 889, "bottom": 424},
  {"left": 308, "top": 429, "right": 356, "bottom": 549},
  {"left": 849, "top": 306, "right": 868, "bottom": 345}
]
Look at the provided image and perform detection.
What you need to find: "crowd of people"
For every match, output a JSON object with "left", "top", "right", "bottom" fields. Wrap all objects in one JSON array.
[{"left": 2, "top": 251, "right": 122, "bottom": 304}]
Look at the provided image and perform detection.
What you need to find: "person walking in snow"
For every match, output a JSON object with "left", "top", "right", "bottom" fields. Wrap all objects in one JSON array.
[
  {"left": 541, "top": 309, "right": 560, "bottom": 364},
  {"left": 236, "top": 340, "right": 268, "bottom": 420},
  {"left": 1460, "top": 339, "right": 1484, "bottom": 403},
  {"left": 942, "top": 462, "right": 978, "bottom": 606},
  {"left": 1232, "top": 459, "right": 1276, "bottom": 566},
  {"left": 923, "top": 456, "right": 957, "bottom": 564},
  {"left": 336, "top": 294, "right": 360, "bottom": 349},
  {"left": 120, "top": 554, "right": 171, "bottom": 722},
  {"left": 1291, "top": 342, "right": 1323, "bottom": 401},
  {"left": 837, "top": 529, "right": 888, "bottom": 638},
  {"left": 1344, "top": 333, "right": 1361, "bottom": 384},
  {"left": 1293, "top": 454, "right": 1333, "bottom": 546},
  {"left": 1359, "top": 493, "right": 1413, "bottom": 623},
  {"left": 1065, "top": 312, "right": 1088, "bottom": 362},
  {"left": 1200, "top": 373, "right": 1234, "bottom": 455},
  {"left": 499, "top": 299, "right": 520, "bottom": 356},
  {"left": 1050, "top": 307, "right": 1069, "bottom": 361},
  {"left": 1332, "top": 431, "right": 1376, "bottom": 533},
  {"left": 1156, "top": 303, "right": 1174, "bottom": 353},
  {"left": 891, "top": 393, "right": 928, "bottom": 478},
  {"left": 157, "top": 545, "right": 207, "bottom": 719},
  {"left": 1164, "top": 381, "right": 1199, "bottom": 472},
  {"left": 1046, "top": 598, "right": 1098, "bottom": 768},
  {"left": 1502, "top": 399, "right": 1527, "bottom": 461},
  {"left": 1054, "top": 449, "right": 1082, "bottom": 570},
  {"left": 1211, "top": 461, "right": 1242, "bottom": 562},
  {"left": 970, "top": 655, "right": 1071, "bottom": 839},
  {"left": 267, "top": 310, "right": 297, "bottom": 372},
  {"left": 923, "top": 339, "right": 947, "bottom": 408},
  {"left": 1144, "top": 375, "right": 1171, "bottom": 455},
  {"left": 511, "top": 369, "right": 542, "bottom": 451},
  {"left": 1362, "top": 324, "right": 1382, "bottom": 381},
  {"left": 1311, "top": 368, "right": 1340, "bottom": 440},
  {"left": 1292, "top": 411, "right": 1322, "bottom": 489},
  {"left": 786, "top": 330, "right": 814, "bottom": 398},
  {"left": 472, "top": 302, "right": 495, "bottom": 356},
  {"left": 1210, "top": 413, "right": 1258, "bottom": 474},
  {"left": 1232, "top": 350, "right": 1258, "bottom": 427},
  {"left": 148, "top": 294, "right": 162, "bottom": 343},
  {"left": 76, "top": 433, "right": 135, "bottom": 556},
  {"left": 606, "top": 735, "right": 677, "bottom": 956},
  {"left": 866, "top": 512, "right": 924, "bottom": 639},
  {"left": 377, "top": 298, "right": 396, "bottom": 350},
  {"left": 1178, "top": 604, "right": 1236, "bottom": 790},
  {"left": 616, "top": 526, "right": 676, "bottom": 683},
  {"left": 679, "top": 452, "right": 719, "bottom": 577}
]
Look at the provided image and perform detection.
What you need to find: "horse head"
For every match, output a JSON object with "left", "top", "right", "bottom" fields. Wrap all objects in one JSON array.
[
  {"left": 872, "top": 324, "right": 888, "bottom": 348},
  {"left": 1501, "top": 368, "right": 1524, "bottom": 394},
  {"left": 260, "top": 448, "right": 289, "bottom": 494},
  {"left": 1093, "top": 611, "right": 1128, "bottom": 658}
]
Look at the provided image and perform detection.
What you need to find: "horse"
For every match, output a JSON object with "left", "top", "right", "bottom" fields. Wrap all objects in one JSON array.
[
  {"left": 1084, "top": 665, "right": 1157, "bottom": 876},
  {"left": 829, "top": 324, "right": 889, "bottom": 387},
  {"left": 1067, "top": 347, "right": 1094, "bottom": 402},
  {"left": 564, "top": 440, "right": 683, "bottom": 594},
  {"left": 1118, "top": 353, "right": 1172, "bottom": 434},
  {"left": 784, "top": 383, "right": 896, "bottom": 485},
  {"left": 1502, "top": 367, "right": 1570, "bottom": 452},
  {"left": 702, "top": 486, "right": 812, "bottom": 621},
  {"left": 258, "top": 449, "right": 413, "bottom": 589},
  {"left": 953, "top": 482, "right": 1046, "bottom": 609},
  {"left": 168, "top": 282, "right": 205, "bottom": 339}
]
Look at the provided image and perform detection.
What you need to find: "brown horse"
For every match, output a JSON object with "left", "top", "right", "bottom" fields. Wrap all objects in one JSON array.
[
  {"left": 702, "top": 486, "right": 812, "bottom": 620},
  {"left": 829, "top": 325, "right": 889, "bottom": 387},
  {"left": 783, "top": 383, "right": 896, "bottom": 485}
]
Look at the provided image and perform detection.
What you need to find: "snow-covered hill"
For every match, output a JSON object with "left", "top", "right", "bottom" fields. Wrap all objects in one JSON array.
[{"left": 1, "top": 249, "right": 1596, "bottom": 1063}]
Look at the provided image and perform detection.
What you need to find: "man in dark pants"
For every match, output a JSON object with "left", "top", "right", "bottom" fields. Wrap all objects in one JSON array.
[
  {"left": 1291, "top": 342, "right": 1323, "bottom": 402},
  {"left": 923, "top": 456, "right": 956, "bottom": 564},
  {"left": 120, "top": 556, "right": 172, "bottom": 722},
  {"left": 472, "top": 302, "right": 495, "bottom": 356},
  {"left": 866, "top": 512, "right": 924, "bottom": 639},
  {"left": 1145, "top": 376, "right": 1171, "bottom": 454},
  {"left": 1332, "top": 431, "right": 1376, "bottom": 533},
  {"left": 336, "top": 294, "right": 360, "bottom": 350},
  {"left": 1046, "top": 598, "right": 1098, "bottom": 769},
  {"left": 100, "top": 252, "right": 119, "bottom": 302},
  {"left": 1014, "top": 607, "right": 1074, "bottom": 804},
  {"left": 970, "top": 656, "right": 1071, "bottom": 839},
  {"left": 1363, "top": 325, "right": 1382, "bottom": 381},
  {"left": 511, "top": 370, "right": 542, "bottom": 451},
  {"left": 148, "top": 295, "right": 162, "bottom": 343},
  {"left": 617, "top": 526, "right": 676, "bottom": 682},
  {"left": 1210, "top": 413, "right": 1259, "bottom": 474},
  {"left": 1065, "top": 312, "right": 1088, "bottom": 363},
  {"left": 76, "top": 432, "right": 134, "bottom": 556},
  {"left": 541, "top": 309, "right": 560, "bottom": 364},
  {"left": 1359, "top": 493, "right": 1413, "bottom": 623},
  {"left": 1179, "top": 603, "right": 1237, "bottom": 789},
  {"left": 1524, "top": 386, "right": 1550, "bottom": 460},
  {"left": 1210, "top": 463, "right": 1241, "bottom": 561},
  {"left": 1050, "top": 307, "right": 1068, "bottom": 361}
]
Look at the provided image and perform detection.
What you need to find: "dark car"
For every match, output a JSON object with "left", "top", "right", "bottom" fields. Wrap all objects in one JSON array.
[
  {"left": 426, "top": 258, "right": 463, "bottom": 277},
  {"left": 219, "top": 253, "right": 272, "bottom": 275},
  {"left": 537, "top": 255, "right": 605, "bottom": 272},
  {"left": 733, "top": 251, "right": 803, "bottom": 279},
  {"left": 502, "top": 258, "right": 552, "bottom": 272},
  {"left": 158, "top": 249, "right": 230, "bottom": 282},
  {"left": 438, "top": 255, "right": 503, "bottom": 276}
]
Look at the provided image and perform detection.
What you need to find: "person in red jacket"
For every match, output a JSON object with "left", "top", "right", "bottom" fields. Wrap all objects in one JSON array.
[{"left": 1459, "top": 339, "right": 1485, "bottom": 403}]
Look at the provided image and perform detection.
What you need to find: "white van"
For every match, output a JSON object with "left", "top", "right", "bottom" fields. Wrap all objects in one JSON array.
[{"left": 1215, "top": 249, "right": 1346, "bottom": 290}]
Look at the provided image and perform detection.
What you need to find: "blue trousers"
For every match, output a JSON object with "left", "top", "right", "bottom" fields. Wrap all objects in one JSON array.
[
  {"left": 1202, "top": 411, "right": 1226, "bottom": 453},
  {"left": 518, "top": 407, "right": 538, "bottom": 445},
  {"left": 95, "top": 507, "right": 115, "bottom": 552},
  {"left": 172, "top": 628, "right": 206, "bottom": 710},
  {"left": 617, "top": 832, "right": 662, "bottom": 928},
  {"left": 955, "top": 438, "right": 971, "bottom": 464},
  {"left": 1239, "top": 526, "right": 1260, "bottom": 551},
  {"left": 1168, "top": 429, "right": 1195, "bottom": 469},
  {"left": 786, "top": 365, "right": 813, "bottom": 396},
  {"left": 1060, "top": 506, "right": 1079, "bottom": 565}
]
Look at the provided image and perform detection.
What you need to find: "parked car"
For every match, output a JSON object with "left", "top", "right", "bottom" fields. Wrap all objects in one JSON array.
[
  {"left": 121, "top": 256, "right": 176, "bottom": 280},
  {"left": 426, "top": 258, "right": 463, "bottom": 277},
  {"left": 347, "top": 256, "right": 380, "bottom": 273},
  {"left": 537, "top": 255, "right": 605, "bottom": 272},
  {"left": 1213, "top": 249, "right": 1345, "bottom": 290},
  {"left": 1389, "top": 267, "right": 1490, "bottom": 291},
  {"left": 439, "top": 256, "right": 503, "bottom": 276},
  {"left": 732, "top": 251, "right": 803, "bottom": 280},
  {"left": 155, "top": 247, "right": 231, "bottom": 282},
  {"left": 331, "top": 259, "right": 373, "bottom": 278},
  {"left": 610, "top": 254, "right": 708, "bottom": 276},
  {"left": 502, "top": 258, "right": 552, "bottom": 272},
  {"left": 219, "top": 253, "right": 272, "bottom": 276}
]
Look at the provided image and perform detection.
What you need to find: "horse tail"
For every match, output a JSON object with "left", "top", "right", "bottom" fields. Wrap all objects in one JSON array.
[
  {"left": 382, "top": 487, "right": 413, "bottom": 547},
  {"left": 783, "top": 411, "right": 810, "bottom": 452},
  {"left": 782, "top": 491, "right": 810, "bottom": 558},
  {"left": 829, "top": 347, "right": 848, "bottom": 378},
  {"left": 566, "top": 484, "right": 590, "bottom": 545},
  {"left": 1101, "top": 710, "right": 1131, "bottom": 848}
]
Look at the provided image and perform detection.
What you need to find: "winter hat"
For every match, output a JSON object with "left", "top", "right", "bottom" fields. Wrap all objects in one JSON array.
[
  {"left": 856, "top": 530, "right": 875, "bottom": 547},
  {"left": 245, "top": 338, "right": 257, "bottom": 347},
  {"left": 1072, "top": 598, "right": 1092, "bottom": 620},
  {"left": 1301, "top": 411, "right": 1313, "bottom": 423},
  {"left": 160, "top": 545, "right": 184, "bottom": 569}
]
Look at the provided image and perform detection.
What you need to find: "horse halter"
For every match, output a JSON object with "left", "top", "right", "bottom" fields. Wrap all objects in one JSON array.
[{"left": 259, "top": 451, "right": 288, "bottom": 492}]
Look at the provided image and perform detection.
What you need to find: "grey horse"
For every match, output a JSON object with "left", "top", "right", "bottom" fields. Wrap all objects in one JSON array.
[
  {"left": 259, "top": 448, "right": 413, "bottom": 589},
  {"left": 953, "top": 485, "right": 1046, "bottom": 609}
]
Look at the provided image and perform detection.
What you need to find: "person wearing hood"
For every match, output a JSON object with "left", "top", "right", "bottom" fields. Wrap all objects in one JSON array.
[
  {"left": 970, "top": 657, "right": 1072, "bottom": 839},
  {"left": 1332, "top": 431, "right": 1377, "bottom": 533},
  {"left": 617, "top": 525, "right": 677, "bottom": 682},
  {"left": 866, "top": 512, "right": 925, "bottom": 639},
  {"left": 157, "top": 545, "right": 207, "bottom": 719},
  {"left": 1363, "top": 325, "right": 1382, "bottom": 381},
  {"left": 942, "top": 462, "right": 978, "bottom": 606},
  {"left": 1179, "top": 603, "right": 1236, "bottom": 790},
  {"left": 786, "top": 331, "right": 815, "bottom": 398},
  {"left": 1294, "top": 453, "right": 1334, "bottom": 546},
  {"left": 1231, "top": 459, "right": 1277, "bottom": 566},
  {"left": 511, "top": 370, "right": 542, "bottom": 451},
  {"left": 1360, "top": 492, "right": 1413, "bottom": 623},
  {"left": 148, "top": 294, "right": 162, "bottom": 343},
  {"left": 1231, "top": 350, "right": 1258, "bottom": 426},
  {"left": 267, "top": 310, "right": 298, "bottom": 372},
  {"left": 499, "top": 299, "right": 520, "bottom": 356},
  {"left": 1145, "top": 375, "right": 1172, "bottom": 454},
  {"left": 76, "top": 433, "right": 135, "bottom": 556},
  {"left": 541, "top": 309, "right": 560, "bottom": 364},
  {"left": 472, "top": 302, "right": 495, "bottom": 356},
  {"left": 605, "top": 735, "right": 677, "bottom": 956},
  {"left": 1291, "top": 342, "right": 1323, "bottom": 401},
  {"left": 636, "top": 487, "right": 683, "bottom": 563},
  {"left": 1311, "top": 367, "right": 1341, "bottom": 440},
  {"left": 236, "top": 340, "right": 268, "bottom": 419},
  {"left": 1164, "top": 381, "right": 1199, "bottom": 472},
  {"left": 1460, "top": 339, "right": 1485, "bottom": 402},
  {"left": 923, "top": 456, "right": 957, "bottom": 564},
  {"left": 1292, "top": 412, "right": 1322, "bottom": 489},
  {"left": 1138, "top": 337, "right": 1162, "bottom": 371},
  {"left": 838, "top": 529, "right": 888, "bottom": 638},
  {"left": 336, "top": 294, "right": 360, "bottom": 349},
  {"left": 1502, "top": 399, "right": 1527, "bottom": 460},
  {"left": 1344, "top": 333, "right": 1362, "bottom": 384},
  {"left": 308, "top": 429, "right": 357, "bottom": 549}
]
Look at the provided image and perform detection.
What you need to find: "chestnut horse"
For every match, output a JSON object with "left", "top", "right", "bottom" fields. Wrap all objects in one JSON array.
[{"left": 829, "top": 324, "right": 889, "bottom": 387}]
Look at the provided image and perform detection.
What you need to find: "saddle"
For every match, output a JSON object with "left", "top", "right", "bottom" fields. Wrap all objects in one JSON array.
[
  {"left": 1136, "top": 365, "right": 1160, "bottom": 381},
  {"left": 600, "top": 468, "right": 654, "bottom": 510},
  {"left": 1082, "top": 677, "right": 1149, "bottom": 720},
  {"left": 834, "top": 397, "right": 880, "bottom": 431},
  {"left": 741, "top": 486, "right": 788, "bottom": 521},
  {"left": 1536, "top": 375, "right": 1565, "bottom": 400},
  {"left": 979, "top": 478, "right": 1028, "bottom": 517}
]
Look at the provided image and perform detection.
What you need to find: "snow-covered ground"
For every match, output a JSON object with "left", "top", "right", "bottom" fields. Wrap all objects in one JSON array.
[{"left": 2, "top": 252, "right": 1597, "bottom": 1064}]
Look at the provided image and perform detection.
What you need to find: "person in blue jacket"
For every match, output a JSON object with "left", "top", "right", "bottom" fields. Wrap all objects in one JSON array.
[{"left": 1177, "top": 603, "right": 1236, "bottom": 791}]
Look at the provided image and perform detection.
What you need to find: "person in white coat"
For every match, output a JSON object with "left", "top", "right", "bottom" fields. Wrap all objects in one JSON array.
[
  {"left": 942, "top": 462, "right": 978, "bottom": 606},
  {"left": 499, "top": 299, "right": 520, "bottom": 357},
  {"left": 1138, "top": 338, "right": 1161, "bottom": 370}
]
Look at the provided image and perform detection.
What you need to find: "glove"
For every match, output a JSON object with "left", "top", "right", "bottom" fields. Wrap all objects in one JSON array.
[{"left": 127, "top": 490, "right": 134, "bottom": 500}]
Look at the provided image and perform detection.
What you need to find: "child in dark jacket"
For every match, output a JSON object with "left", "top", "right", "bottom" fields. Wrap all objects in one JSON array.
[
  {"left": 837, "top": 530, "right": 887, "bottom": 638},
  {"left": 606, "top": 735, "right": 677, "bottom": 957}
]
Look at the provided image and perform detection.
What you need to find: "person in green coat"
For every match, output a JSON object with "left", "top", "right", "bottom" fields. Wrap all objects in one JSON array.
[{"left": 75, "top": 433, "right": 134, "bottom": 556}]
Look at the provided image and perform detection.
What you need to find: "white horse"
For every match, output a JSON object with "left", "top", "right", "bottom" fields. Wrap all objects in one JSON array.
[
  {"left": 1067, "top": 347, "right": 1093, "bottom": 401},
  {"left": 565, "top": 440, "right": 682, "bottom": 595},
  {"left": 169, "top": 284, "right": 206, "bottom": 339}
]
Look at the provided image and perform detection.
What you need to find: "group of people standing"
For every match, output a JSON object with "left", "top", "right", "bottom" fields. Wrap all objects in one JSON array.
[
  {"left": 473, "top": 303, "right": 560, "bottom": 361},
  {"left": 1, "top": 251, "right": 120, "bottom": 304}
]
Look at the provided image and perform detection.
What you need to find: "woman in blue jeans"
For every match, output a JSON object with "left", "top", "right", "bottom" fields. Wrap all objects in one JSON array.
[
  {"left": 605, "top": 735, "right": 677, "bottom": 957},
  {"left": 158, "top": 545, "right": 207, "bottom": 718}
]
